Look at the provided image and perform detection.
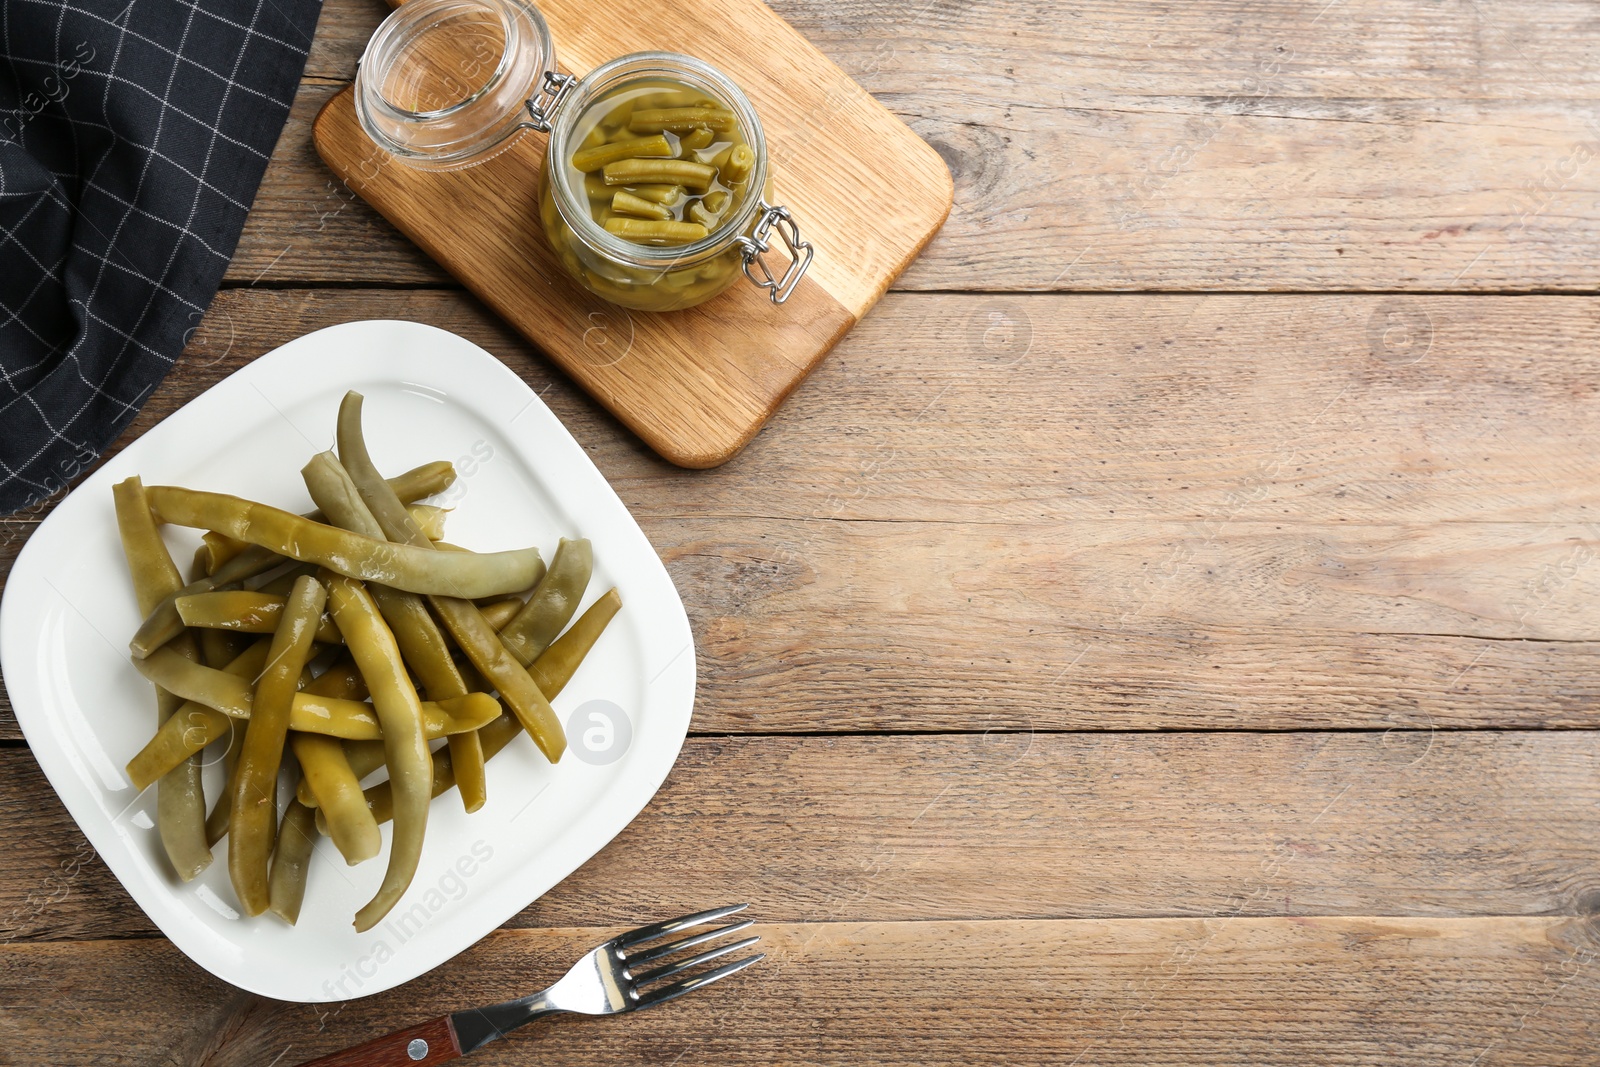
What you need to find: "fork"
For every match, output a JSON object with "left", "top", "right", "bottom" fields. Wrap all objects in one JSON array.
[{"left": 298, "top": 904, "right": 763, "bottom": 1065}]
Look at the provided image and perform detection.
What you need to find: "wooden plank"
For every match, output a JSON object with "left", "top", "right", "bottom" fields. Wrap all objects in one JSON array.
[
  {"left": 2, "top": 916, "right": 1595, "bottom": 1064},
  {"left": 8, "top": 290, "right": 1600, "bottom": 528},
  {"left": 236, "top": 0, "right": 1600, "bottom": 289},
  {"left": 4, "top": 732, "right": 1598, "bottom": 942},
  {"left": 4, "top": 290, "right": 1595, "bottom": 736},
  {"left": 300, "top": 0, "right": 386, "bottom": 84}
]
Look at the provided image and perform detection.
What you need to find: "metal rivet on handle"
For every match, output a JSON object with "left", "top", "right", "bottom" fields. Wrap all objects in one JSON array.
[{"left": 407, "top": 1038, "right": 429, "bottom": 1060}]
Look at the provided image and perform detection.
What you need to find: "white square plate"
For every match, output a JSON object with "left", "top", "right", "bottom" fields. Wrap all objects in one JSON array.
[{"left": 0, "top": 320, "right": 696, "bottom": 1002}]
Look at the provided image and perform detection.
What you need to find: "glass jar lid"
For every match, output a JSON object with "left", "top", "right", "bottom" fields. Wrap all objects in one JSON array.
[{"left": 354, "top": 0, "right": 555, "bottom": 170}]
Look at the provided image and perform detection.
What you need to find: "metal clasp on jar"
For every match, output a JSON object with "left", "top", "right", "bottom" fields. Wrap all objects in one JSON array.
[
  {"left": 736, "top": 202, "right": 814, "bottom": 305},
  {"left": 524, "top": 71, "right": 578, "bottom": 132}
]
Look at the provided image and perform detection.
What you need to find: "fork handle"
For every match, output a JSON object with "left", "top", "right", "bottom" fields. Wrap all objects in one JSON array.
[{"left": 295, "top": 1016, "right": 463, "bottom": 1066}]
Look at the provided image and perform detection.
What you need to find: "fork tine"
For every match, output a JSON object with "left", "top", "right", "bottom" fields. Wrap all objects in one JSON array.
[
  {"left": 631, "top": 934, "right": 761, "bottom": 987},
  {"left": 623, "top": 919, "right": 755, "bottom": 967},
  {"left": 634, "top": 952, "right": 765, "bottom": 1009},
  {"left": 617, "top": 903, "right": 749, "bottom": 949}
]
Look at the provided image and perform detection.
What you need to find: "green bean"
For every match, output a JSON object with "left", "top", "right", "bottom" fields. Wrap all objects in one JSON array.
[
  {"left": 440, "top": 545, "right": 547, "bottom": 599},
  {"left": 229, "top": 574, "right": 325, "bottom": 915},
  {"left": 323, "top": 572, "right": 431, "bottom": 932},
  {"left": 290, "top": 731, "right": 381, "bottom": 864},
  {"left": 407, "top": 504, "right": 448, "bottom": 541},
  {"left": 347, "top": 739, "right": 389, "bottom": 770},
  {"left": 679, "top": 127, "right": 715, "bottom": 155},
  {"left": 201, "top": 531, "right": 250, "bottom": 572},
  {"left": 206, "top": 648, "right": 324, "bottom": 853},
  {"left": 306, "top": 654, "right": 369, "bottom": 701},
  {"left": 171, "top": 547, "right": 285, "bottom": 603},
  {"left": 267, "top": 796, "right": 317, "bottom": 925},
  {"left": 343, "top": 588, "right": 620, "bottom": 826},
  {"left": 197, "top": 630, "right": 249, "bottom": 673},
  {"left": 129, "top": 707, "right": 222, "bottom": 792},
  {"left": 319, "top": 739, "right": 389, "bottom": 801},
  {"left": 204, "top": 721, "right": 245, "bottom": 848},
  {"left": 602, "top": 157, "right": 715, "bottom": 190},
  {"left": 193, "top": 597, "right": 250, "bottom": 667},
  {"left": 130, "top": 461, "right": 458, "bottom": 658},
  {"left": 145, "top": 486, "right": 544, "bottom": 600},
  {"left": 131, "top": 647, "right": 498, "bottom": 740},
  {"left": 612, "top": 190, "right": 672, "bottom": 220},
  {"left": 331, "top": 716, "right": 515, "bottom": 829},
  {"left": 129, "top": 640, "right": 265, "bottom": 793},
  {"left": 336, "top": 393, "right": 566, "bottom": 764},
  {"left": 718, "top": 142, "right": 756, "bottom": 184},
  {"left": 475, "top": 591, "right": 520, "bottom": 610},
  {"left": 250, "top": 562, "right": 318, "bottom": 597},
  {"left": 478, "top": 597, "right": 523, "bottom": 631},
  {"left": 370, "top": 460, "right": 459, "bottom": 506},
  {"left": 687, "top": 198, "right": 720, "bottom": 229},
  {"left": 442, "top": 601, "right": 566, "bottom": 759},
  {"left": 500, "top": 538, "right": 592, "bottom": 665},
  {"left": 530, "top": 588, "right": 622, "bottom": 690},
  {"left": 303, "top": 450, "right": 487, "bottom": 813},
  {"left": 132, "top": 645, "right": 281, "bottom": 727},
  {"left": 294, "top": 588, "right": 617, "bottom": 825},
  {"left": 292, "top": 670, "right": 376, "bottom": 808},
  {"left": 628, "top": 106, "right": 736, "bottom": 134},
  {"left": 571, "top": 133, "right": 672, "bottom": 172},
  {"left": 704, "top": 189, "right": 731, "bottom": 214},
  {"left": 113, "top": 476, "right": 213, "bottom": 882},
  {"left": 301, "top": 738, "right": 390, "bottom": 816},
  {"left": 629, "top": 183, "right": 686, "bottom": 206},
  {"left": 150, "top": 627, "right": 209, "bottom": 870},
  {"left": 603, "top": 218, "right": 709, "bottom": 244},
  {"left": 445, "top": 730, "right": 485, "bottom": 809},
  {"left": 176, "top": 591, "right": 342, "bottom": 644},
  {"left": 147, "top": 674, "right": 211, "bottom": 866},
  {"left": 189, "top": 550, "right": 246, "bottom": 847}
]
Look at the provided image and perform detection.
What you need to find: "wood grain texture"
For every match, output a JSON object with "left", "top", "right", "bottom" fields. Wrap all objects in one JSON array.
[
  {"left": 2, "top": 917, "right": 1596, "bottom": 1065},
  {"left": 232, "top": 0, "right": 1600, "bottom": 290},
  {"left": 6, "top": 732, "right": 1598, "bottom": 943},
  {"left": 5, "top": 290, "right": 1594, "bottom": 737}
]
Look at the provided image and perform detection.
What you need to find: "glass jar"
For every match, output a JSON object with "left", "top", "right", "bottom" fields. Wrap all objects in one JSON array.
[{"left": 353, "top": 0, "right": 812, "bottom": 311}]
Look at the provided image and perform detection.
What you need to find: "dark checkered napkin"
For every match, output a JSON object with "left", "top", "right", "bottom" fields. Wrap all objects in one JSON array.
[{"left": 0, "top": 0, "right": 323, "bottom": 514}]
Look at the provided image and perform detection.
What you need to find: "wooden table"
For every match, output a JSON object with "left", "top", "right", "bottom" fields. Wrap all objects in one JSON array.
[{"left": 4, "top": 1, "right": 1599, "bottom": 1062}]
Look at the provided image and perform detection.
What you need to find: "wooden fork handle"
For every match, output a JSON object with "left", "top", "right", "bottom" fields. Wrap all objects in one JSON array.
[{"left": 295, "top": 1016, "right": 463, "bottom": 1066}]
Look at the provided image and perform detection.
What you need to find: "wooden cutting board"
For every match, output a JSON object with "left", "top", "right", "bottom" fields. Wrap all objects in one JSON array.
[{"left": 313, "top": 0, "right": 952, "bottom": 468}]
